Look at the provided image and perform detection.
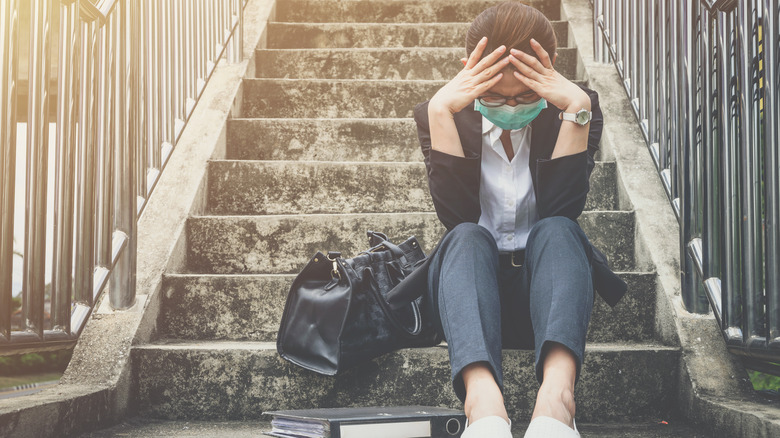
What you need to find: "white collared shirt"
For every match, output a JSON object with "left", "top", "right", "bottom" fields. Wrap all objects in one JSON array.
[{"left": 477, "top": 116, "right": 539, "bottom": 252}]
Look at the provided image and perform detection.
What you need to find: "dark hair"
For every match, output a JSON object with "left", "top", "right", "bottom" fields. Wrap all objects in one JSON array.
[{"left": 465, "top": 1, "right": 557, "bottom": 64}]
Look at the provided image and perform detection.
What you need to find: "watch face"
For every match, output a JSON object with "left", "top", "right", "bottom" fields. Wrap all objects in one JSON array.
[{"left": 576, "top": 110, "right": 590, "bottom": 125}]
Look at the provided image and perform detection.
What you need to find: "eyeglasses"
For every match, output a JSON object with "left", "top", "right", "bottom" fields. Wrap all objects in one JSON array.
[{"left": 477, "top": 92, "right": 541, "bottom": 107}]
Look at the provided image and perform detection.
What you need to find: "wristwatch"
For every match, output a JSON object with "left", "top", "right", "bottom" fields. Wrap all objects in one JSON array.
[{"left": 559, "top": 108, "right": 592, "bottom": 125}]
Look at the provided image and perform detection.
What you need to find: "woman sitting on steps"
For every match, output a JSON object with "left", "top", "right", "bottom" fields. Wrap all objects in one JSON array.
[{"left": 413, "top": 2, "right": 627, "bottom": 437}]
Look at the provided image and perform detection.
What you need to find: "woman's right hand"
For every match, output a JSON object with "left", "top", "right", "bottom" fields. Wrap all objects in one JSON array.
[{"left": 428, "top": 37, "right": 511, "bottom": 115}]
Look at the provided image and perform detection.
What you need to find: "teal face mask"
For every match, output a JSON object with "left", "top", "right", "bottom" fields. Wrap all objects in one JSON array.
[{"left": 474, "top": 98, "right": 547, "bottom": 130}]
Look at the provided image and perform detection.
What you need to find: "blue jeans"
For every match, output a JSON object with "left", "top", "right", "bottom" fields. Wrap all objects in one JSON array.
[{"left": 425, "top": 217, "right": 595, "bottom": 402}]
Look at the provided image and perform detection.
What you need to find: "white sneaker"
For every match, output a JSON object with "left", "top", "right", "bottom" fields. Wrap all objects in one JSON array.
[
  {"left": 523, "top": 416, "right": 580, "bottom": 438},
  {"left": 461, "top": 415, "right": 513, "bottom": 438}
]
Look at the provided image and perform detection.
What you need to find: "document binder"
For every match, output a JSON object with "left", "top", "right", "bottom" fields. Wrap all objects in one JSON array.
[{"left": 263, "top": 405, "right": 466, "bottom": 438}]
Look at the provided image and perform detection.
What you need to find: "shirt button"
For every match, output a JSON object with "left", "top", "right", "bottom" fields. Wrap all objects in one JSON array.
[{"left": 507, "top": 235, "right": 514, "bottom": 241}]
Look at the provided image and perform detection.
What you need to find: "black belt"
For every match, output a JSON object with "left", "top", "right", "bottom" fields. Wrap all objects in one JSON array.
[{"left": 498, "top": 249, "right": 525, "bottom": 268}]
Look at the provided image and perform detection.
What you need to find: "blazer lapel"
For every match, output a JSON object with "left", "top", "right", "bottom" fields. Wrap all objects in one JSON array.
[{"left": 453, "top": 100, "right": 483, "bottom": 157}]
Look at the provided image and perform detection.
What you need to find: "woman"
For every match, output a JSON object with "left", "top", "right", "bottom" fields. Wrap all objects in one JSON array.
[{"left": 413, "top": 2, "right": 627, "bottom": 437}]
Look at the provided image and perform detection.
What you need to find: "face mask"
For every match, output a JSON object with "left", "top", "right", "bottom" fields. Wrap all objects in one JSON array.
[{"left": 474, "top": 98, "right": 547, "bottom": 130}]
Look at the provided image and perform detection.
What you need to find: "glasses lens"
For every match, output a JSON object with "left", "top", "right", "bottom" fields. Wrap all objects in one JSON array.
[
  {"left": 514, "top": 94, "right": 540, "bottom": 104},
  {"left": 478, "top": 96, "right": 506, "bottom": 107}
]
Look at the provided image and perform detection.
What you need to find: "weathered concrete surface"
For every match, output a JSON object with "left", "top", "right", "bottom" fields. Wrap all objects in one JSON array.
[
  {"left": 185, "top": 211, "right": 637, "bottom": 274},
  {"left": 242, "top": 78, "right": 588, "bottom": 118},
  {"left": 242, "top": 78, "right": 442, "bottom": 118},
  {"left": 226, "top": 116, "right": 601, "bottom": 162},
  {"left": 255, "top": 47, "right": 580, "bottom": 80},
  {"left": 205, "top": 160, "right": 616, "bottom": 214},
  {"left": 560, "top": 0, "right": 780, "bottom": 436},
  {"left": 0, "top": 2, "right": 276, "bottom": 437},
  {"left": 267, "top": 22, "right": 569, "bottom": 49},
  {"left": 132, "top": 341, "right": 680, "bottom": 422},
  {"left": 157, "top": 271, "right": 656, "bottom": 344},
  {"left": 274, "top": 0, "right": 561, "bottom": 23},
  {"left": 225, "top": 118, "right": 423, "bottom": 161},
  {"left": 78, "top": 417, "right": 713, "bottom": 438}
]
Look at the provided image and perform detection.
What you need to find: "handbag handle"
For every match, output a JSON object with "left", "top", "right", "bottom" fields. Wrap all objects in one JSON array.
[
  {"left": 364, "top": 267, "right": 423, "bottom": 338},
  {"left": 362, "top": 231, "right": 405, "bottom": 259}
]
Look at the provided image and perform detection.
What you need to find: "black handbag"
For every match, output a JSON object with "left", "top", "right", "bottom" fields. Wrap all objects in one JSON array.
[{"left": 277, "top": 230, "right": 442, "bottom": 375}]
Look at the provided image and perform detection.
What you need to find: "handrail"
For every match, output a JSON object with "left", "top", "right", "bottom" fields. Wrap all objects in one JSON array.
[
  {"left": 593, "top": 0, "right": 780, "bottom": 369},
  {"left": 1, "top": 0, "right": 247, "bottom": 355}
]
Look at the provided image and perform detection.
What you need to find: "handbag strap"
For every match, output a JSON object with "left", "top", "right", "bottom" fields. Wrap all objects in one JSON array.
[
  {"left": 364, "top": 267, "right": 423, "bottom": 338},
  {"left": 362, "top": 231, "right": 405, "bottom": 259}
]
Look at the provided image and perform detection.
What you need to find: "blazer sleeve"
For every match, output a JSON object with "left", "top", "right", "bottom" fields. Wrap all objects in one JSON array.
[
  {"left": 413, "top": 101, "right": 482, "bottom": 231},
  {"left": 535, "top": 86, "right": 603, "bottom": 220}
]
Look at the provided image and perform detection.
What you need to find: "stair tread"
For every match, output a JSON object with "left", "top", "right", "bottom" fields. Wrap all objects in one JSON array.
[
  {"left": 273, "top": 0, "right": 562, "bottom": 23},
  {"left": 136, "top": 339, "right": 679, "bottom": 352},
  {"left": 78, "top": 417, "right": 711, "bottom": 438},
  {"left": 266, "top": 21, "right": 568, "bottom": 49}
]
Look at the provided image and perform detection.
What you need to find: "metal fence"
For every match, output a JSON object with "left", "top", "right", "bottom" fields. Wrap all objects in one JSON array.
[
  {"left": 1, "top": 0, "right": 246, "bottom": 355},
  {"left": 593, "top": 0, "right": 780, "bottom": 369}
]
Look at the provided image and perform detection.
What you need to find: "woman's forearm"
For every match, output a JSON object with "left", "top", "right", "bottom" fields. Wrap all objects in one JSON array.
[
  {"left": 428, "top": 102, "right": 467, "bottom": 158},
  {"left": 550, "top": 97, "right": 592, "bottom": 160}
]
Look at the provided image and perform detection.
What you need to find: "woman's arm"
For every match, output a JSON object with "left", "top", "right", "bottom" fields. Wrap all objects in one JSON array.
[
  {"left": 413, "top": 37, "right": 511, "bottom": 229},
  {"left": 507, "top": 40, "right": 602, "bottom": 220},
  {"left": 414, "top": 101, "right": 482, "bottom": 230},
  {"left": 535, "top": 88, "right": 603, "bottom": 220},
  {"left": 427, "top": 37, "right": 510, "bottom": 157}
]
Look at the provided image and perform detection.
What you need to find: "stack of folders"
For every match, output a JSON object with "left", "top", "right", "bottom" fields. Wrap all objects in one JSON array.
[{"left": 263, "top": 405, "right": 467, "bottom": 438}]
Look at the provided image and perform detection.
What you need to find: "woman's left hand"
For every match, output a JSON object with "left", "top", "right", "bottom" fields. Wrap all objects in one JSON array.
[{"left": 508, "top": 39, "right": 591, "bottom": 112}]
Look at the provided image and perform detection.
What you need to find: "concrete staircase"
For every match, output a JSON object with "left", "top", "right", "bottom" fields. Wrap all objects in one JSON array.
[{"left": 92, "top": 0, "right": 709, "bottom": 436}]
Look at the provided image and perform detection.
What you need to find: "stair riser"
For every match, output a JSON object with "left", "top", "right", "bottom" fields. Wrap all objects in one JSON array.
[
  {"left": 159, "top": 273, "right": 656, "bottom": 343},
  {"left": 206, "top": 161, "right": 617, "bottom": 215},
  {"left": 186, "top": 213, "right": 636, "bottom": 274},
  {"left": 274, "top": 0, "right": 561, "bottom": 23},
  {"left": 242, "top": 80, "right": 441, "bottom": 118},
  {"left": 225, "top": 119, "right": 421, "bottom": 162},
  {"left": 267, "top": 22, "right": 568, "bottom": 49},
  {"left": 241, "top": 79, "right": 588, "bottom": 118},
  {"left": 133, "top": 346, "right": 679, "bottom": 422},
  {"left": 254, "top": 48, "right": 579, "bottom": 81},
  {"left": 225, "top": 119, "right": 602, "bottom": 163}
]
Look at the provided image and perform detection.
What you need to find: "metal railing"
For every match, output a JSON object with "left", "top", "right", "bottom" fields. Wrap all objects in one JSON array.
[
  {"left": 1, "top": 0, "right": 246, "bottom": 355},
  {"left": 593, "top": 0, "right": 780, "bottom": 370}
]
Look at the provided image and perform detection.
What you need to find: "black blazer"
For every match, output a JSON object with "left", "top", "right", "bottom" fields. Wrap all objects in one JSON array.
[{"left": 412, "top": 85, "right": 627, "bottom": 308}]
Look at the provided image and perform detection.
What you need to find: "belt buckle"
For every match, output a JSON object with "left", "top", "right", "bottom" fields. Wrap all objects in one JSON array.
[{"left": 511, "top": 251, "right": 523, "bottom": 268}]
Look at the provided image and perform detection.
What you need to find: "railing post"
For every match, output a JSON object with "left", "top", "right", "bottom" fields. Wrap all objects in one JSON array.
[
  {"left": 52, "top": 0, "right": 80, "bottom": 333},
  {"left": 762, "top": 0, "right": 780, "bottom": 352},
  {"left": 736, "top": 0, "right": 765, "bottom": 351},
  {"left": 717, "top": 9, "right": 743, "bottom": 346},
  {"left": 110, "top": 0, "right": 136, "bottom": 310},
  {"left": 0, "top": 0, "right": 19, "bottom": 341},
  {"left": 23, "top": 0, "right": 53, "bottom": 338},
  {"left": 75, "top": 19, "right": 98, "bottom": 310}
]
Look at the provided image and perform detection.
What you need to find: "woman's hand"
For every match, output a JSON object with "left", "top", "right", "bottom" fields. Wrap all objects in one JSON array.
[
  {"left": 429, "top": 36, "right": 512, "bottom": 115},
  {"left": 508, "top": 39, "right": 591, "bottom": 112}
]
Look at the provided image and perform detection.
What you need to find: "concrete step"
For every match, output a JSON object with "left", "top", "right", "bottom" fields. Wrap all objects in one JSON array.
[
  {"left": 254, "top": 47, "right": 580, "bottom": 80},
  {"left": 79, "top": 417, "right": 713, "bottom": 438},
  {"left": 273, "top": 0, "right": 562, "bottom": 23},
  {"left": 205, "top": 160, "right": 617, "bottom": 215},
  {"left": 225, "top": 118, "right": 604, "bottom": 162},
  {"left": 131, "top": 341, "right": 680, "bottom": 422},
  {"left": 225, "top": 118, "right": 422, "bottom": 161},
  {"left": 266, "top": 22, "right": 568, "bottom": 49},
  {"left": 241, "top": 79, "right": 586, "bottom": 118},
  {"left": 185, "top": 212, "right": 636, "bottom": 274},
  {"left": 158, "top": 271, "right": 656, "bottom": 344}
]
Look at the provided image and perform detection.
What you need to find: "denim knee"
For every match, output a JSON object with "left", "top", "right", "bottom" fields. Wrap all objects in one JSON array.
[
  {"left": 526, "top": 216, "right": 588, "bottom": 252},
  {"left": 442, "top": 222, "right": 497, "bottom": 252}
]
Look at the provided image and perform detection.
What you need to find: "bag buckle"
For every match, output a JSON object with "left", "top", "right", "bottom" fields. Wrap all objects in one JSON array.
[{"left": 327, "top": 252, "right": 341, "bottom": 280}]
